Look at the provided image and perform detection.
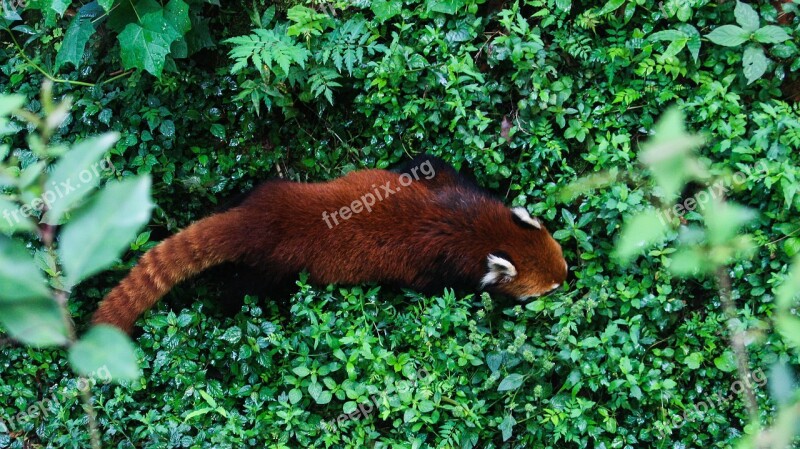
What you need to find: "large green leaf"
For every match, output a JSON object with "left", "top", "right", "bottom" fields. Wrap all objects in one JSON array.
[
  {"left": 58, "top": 176, "right": 153, "bottom": 287},
  {"left": 742, "top": 45, "right": 768, "bottom": 84},
  {"left": 734, "top": 1, "right": 760, "bottom": 32},
  {"left": 117, "top": 0, "right": 190, "bottom": 77},
  {"left": 0, "top": 236, "right": 67, "bottom": 346},
  {"left": 42, "top": 132, "right": 120, "bottom": 225},
  {"left": 69, "top": 325, "right": 140, "bottom": 382},
  {"left": 753, "top": 25, "right": 791, "bottom": 44},
  {"left": 371, "top": 0, "right": 402, "bottom": 22},
  {"left": 706, "top": 25, "right": 750, "bottom": 47},
  {"left": 55, "top": 14, "right": 97, "bottom": 71}
]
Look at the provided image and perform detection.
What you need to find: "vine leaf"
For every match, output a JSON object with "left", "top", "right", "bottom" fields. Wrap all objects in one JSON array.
[{"left": 117, "top": 0, "right": 190, "bottom": 77}]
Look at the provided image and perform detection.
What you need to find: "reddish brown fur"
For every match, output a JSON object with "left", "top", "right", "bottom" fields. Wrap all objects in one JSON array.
[{"left": 93, "top": 157, "right": 567, "bottom": 332}]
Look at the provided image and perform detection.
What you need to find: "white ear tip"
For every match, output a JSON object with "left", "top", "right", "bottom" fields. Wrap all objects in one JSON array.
[{"left": 512, "top": 207, "right": 542, "bottom": 229}]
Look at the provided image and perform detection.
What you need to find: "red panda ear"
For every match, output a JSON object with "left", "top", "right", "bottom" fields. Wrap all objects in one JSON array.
[
  {"left": 511, "top": 207, "right": 542, "bottom": 229},
  {"left": 481, "top": 254, "right": 517, "bottom": 287}
]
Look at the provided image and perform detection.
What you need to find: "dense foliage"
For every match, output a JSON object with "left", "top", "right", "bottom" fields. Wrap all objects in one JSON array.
[{"left": 1, "top": 0, "right": 799, "bottom": 447}]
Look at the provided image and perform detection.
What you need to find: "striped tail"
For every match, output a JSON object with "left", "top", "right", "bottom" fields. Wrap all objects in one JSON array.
[{"left": 92, "top": 209, "right": 246, "bottom": 333}]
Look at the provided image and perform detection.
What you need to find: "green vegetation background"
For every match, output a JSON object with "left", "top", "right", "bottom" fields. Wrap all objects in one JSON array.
[{"left": 1, "top": 0, "right": 799, "bottom": 447}]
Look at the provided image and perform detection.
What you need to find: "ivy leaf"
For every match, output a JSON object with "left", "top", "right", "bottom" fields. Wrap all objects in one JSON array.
[
  {"left": 69, "top": 325, "right": 140, "bottom": 382},
  {"left": 734, "top": 1, "right": 760, "bottom": 32},
  {"left": 742, "top": 45, "right": 768, "bottom": 84},
  {"left": 706, "top": 25, "right": 751, "bottom": 47},
  {"left": 753, "top": 25, "right": 791, "bottom": 44},
  {"left": 59, "top": 176, "right": 153, "bottom": 287},
  {"left": 497, "top": 373, "right": 524, "bottom": 392},
  {"left": 55, "top": 14, "right": 97, "bottom": 71}
]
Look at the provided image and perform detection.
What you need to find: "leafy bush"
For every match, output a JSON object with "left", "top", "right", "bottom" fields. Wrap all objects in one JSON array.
[{"left": 1, "top": 0, "right": 800, "bottom": 447}]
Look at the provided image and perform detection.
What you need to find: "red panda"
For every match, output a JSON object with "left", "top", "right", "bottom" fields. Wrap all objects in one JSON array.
[{"left": 92, "top": 156, "right": 568, "bottom": 332}]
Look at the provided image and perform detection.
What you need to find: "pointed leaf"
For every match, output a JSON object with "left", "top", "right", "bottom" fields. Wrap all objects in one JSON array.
[
  {"left": 706, "top": 25, "right": 751, "bottom": 47},
  {"left": 69, "top": 325, "right": 140, "bottom": 382},
  {"left": 55, "top": 14, "right": 97, "bottom": 71},
  {"left": 734, "top": 1, "right": 760, "bottom": 32},
  {"left": 59, "top": 176, "right": 153, "bottom": 287},
  {"left": 742, "top": 45, "right": 768, "bottom": 84}
]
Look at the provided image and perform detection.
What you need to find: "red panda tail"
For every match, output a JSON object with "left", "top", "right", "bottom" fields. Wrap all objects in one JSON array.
[{"left": 92, "top": 209, "right": 247, "bottom": 333}]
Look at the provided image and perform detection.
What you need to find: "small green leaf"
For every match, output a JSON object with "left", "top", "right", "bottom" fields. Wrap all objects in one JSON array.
[
  {"left": 742, "top": 45, "right": 769, "bottom": 84},
  {"left": 497, "top": 373, "right": 524, "bottom": 392},
  {"left": 713, "top": 351, "right": 738, "bottom": 372},
  {"left": 59, "top": 176, "right": 153, "bottom": 287},
  {"left": 753, "top": 25, "right": 791, "bottom": 44},
  {"left": 734, "top": 1, "right": 760, "bottom": 32},
  {"left": 703, "top": 200, "right": 756, "bottom": 245},
  {"left": 288, "top": 388, "right": 302, "bottom": 404},
  {"left": 684, "top": 352, "right": 704, "bottom": 370},
  {"left": 499, "top": 414, "right": 516, "bottom": 441},
  {"left": 68, "top": 325, "right": 140, "bottom": 382},
  {"left": 706, "top": 25, "right": 751, "bottom": 47}
]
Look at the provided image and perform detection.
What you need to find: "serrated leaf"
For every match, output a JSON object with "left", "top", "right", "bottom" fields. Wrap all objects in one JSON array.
[
  {"left": 497, "top": 373, "right": 524, "bottom": 392},
  {"left": 706, "top": 25, "right": 751, "bottom": 47},
  {"left": 117, "top": 0, "right": 188, "bottom": 77},
  {"left": 58, "top": 176, "right": 153, "bottom": 287},
  {"left": 69, "top": 325, "right": 140, "bottom": 382},
  {"left": 43, "top": 132, "right": 119, "bottom": 225},
  {"left": 55, "top": 14, "right": 96, "bottom": 71},
  {"left": 734, "top": 1, "right": 760, "bottom": 32},
  {"left": 753, "top": 25, "right": 791, "bottom": 44},
  {"left": 742, "top": 45, "right": 768, "bottom": 84}
]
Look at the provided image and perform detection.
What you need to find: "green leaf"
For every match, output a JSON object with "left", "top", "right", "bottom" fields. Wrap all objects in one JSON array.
[
  {"left": 0, "top": 236, "right": 51, "bottom": 301},
  {"left": 0, "top": 236, "right": 67, "bottom": 346},
  {"left": 55, "top": 14, "right": 96, "bottom": 71},
  {"left": 288, "top": 388, "right": 302, "bottom": 404},
  {"left": 98, "top": 0, "right": 115, "bottom": 12},
  {"left": 42, "top": 132, "right": 120, "bottom": 225},
  {"left": 742, "top": 45, "right": 769, "bottom": 85},
  {"left": 615, "top": 208, "right": 669, "bottom": 262},
  {"left": 776, "top": 255, "right": 800, "bottom": 309},
  {"left": 706, "top": 25, "right": 751, "bottom": 47},
  {"left": 497, "top": 373, "right": 524, "bottom": 392},
  {"left": 68, "top": 325, "right": 140, "bottom": 382},
  {"left": 0, "top": 94, "right": 24, "bottom": 116},
  {"left": 753, "top": 25, "right": 791, "bottom": 44},
  {"left": 371, "top": 0, "right": 402, "bottom": 22},
  {"left": 648, "top": 30, "right": 686, "bottom": 42},
  {"left": 734, "top": 1, "right": 760, "bottom": 32},
  {"left": 684, "top": 352, "right": 703, "bottom": 370},
  {"left": 117, "top": 0, "right": 189, "bottom": 77},
  {"left": 499, "top": 414, "right": 516, "bottom": 441},
  {"left": 596, "top": 0, "right": 624, "bottom": 16},
  {"left": 426, "top": 0, "right": 465, "bottom": 15},
  {"left": 676, "top": 24, "right": 702, "bottom": 62},
  {"left": 713, "top": 351, "right": 738, "bottom": 372},
  {"left": 59, "top": 176, "right": 153, "bottom": 287},
  {"left": 784, "top": 237, "right": 800, "bottom": 257},
  {"left": 639, "top": 108, "right": 705, "bottom": 200},
  {"left": 703, "top": 200, "right": 756, "bottom": 245}
]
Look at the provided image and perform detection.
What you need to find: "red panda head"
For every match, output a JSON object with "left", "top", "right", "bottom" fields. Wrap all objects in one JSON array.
[{"left": 479, "top": 207, "right": 568, "bottom": 300}]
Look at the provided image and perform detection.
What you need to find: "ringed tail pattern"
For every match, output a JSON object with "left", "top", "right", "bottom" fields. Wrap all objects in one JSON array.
[{"left": 92, "top": 210, "right": 246, "bottom": 333}]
